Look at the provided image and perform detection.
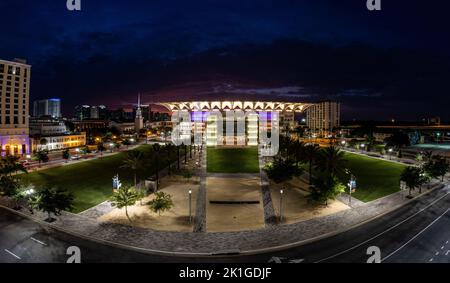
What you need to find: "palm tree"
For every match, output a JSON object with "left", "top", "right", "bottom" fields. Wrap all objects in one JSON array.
[
  {"left": 316, "top": 146, "right": 347, "bottom": 179},
  {"left": 121, "top": 151, "right": 145, "bottom": 187},
  {"left": 152, "top": 143, "right": 162, "bottom": 190},
  {"left": 303, "top": 144, "right": 320, "bottom": 185},
  {"left": 165, "top": 143, "right": 174, "bottom": 175},
  {"left": 293, "top": 140, "right": 305, "bottom": 167},
  {"left": 110, "top": 185, "right": 139, "bottom": 222}
]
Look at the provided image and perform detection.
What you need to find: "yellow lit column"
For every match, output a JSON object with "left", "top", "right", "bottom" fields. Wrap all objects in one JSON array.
[{"left": 247, "top": 113, "right": 259, "bottom": 146}]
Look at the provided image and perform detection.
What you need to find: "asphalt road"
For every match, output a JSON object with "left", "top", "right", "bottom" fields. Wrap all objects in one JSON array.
[{"left": 1, "top": 185, "right": 450, "bottom": 263}]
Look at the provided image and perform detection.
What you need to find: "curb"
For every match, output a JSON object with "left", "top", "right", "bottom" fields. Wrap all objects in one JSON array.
[{"left": 0, "top": 183, "right": 446, "bottom": 258}]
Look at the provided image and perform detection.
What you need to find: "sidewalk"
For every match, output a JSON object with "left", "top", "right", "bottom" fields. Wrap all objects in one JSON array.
[{"left": 1, "top": 180, "right": 446, "bottom": 255}]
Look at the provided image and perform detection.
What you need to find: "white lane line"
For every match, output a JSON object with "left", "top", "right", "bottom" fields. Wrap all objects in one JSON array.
[
  {"left": 30, "top": 237, "right": 46, "bottom": 246},
  {"left": 315, "top": 191, "right": 450, "bottom": 263},
  {"left": 446, "top": 250, "right": 450, "bottom": 256},
  {"left": 4, "top": 249, "right": 21, "bottom": 260},
  {"left": 382, "top": 208, "right": 450, "bottom": 262},
  {"left": 441, "top": 246, "right": 444, "bottom": 250},
  {"left": 429, "top": 258, "right": 434, "bottom": 262},
  {"left": 435, "top": 252, "right": 440, "bottom": 256}
]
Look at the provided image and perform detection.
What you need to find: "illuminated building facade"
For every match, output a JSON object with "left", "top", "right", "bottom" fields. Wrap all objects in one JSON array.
[
  {"left": 31, "top": 133, "right": 86, "bottom": 152},
  {"left": 0, "top": 58, "right": 31, "bottom": 156},
  {"left": 305, "top": 101, "right": 341, "bottom": 137},
  {"left": 159, "top": 101, "right": 312, "bottom": 146}
]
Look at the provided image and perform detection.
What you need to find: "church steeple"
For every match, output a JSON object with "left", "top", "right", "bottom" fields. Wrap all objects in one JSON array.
[{"left": 135, "top": 93, "right": 144, "bottom": 132}]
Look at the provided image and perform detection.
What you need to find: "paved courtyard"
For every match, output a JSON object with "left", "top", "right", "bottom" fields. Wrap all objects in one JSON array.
[
  {"left": 270, "top": 176, "right": 349, "bottom": 225},
  {"left": 206, "top": 175, "right": 265, "bottom": 232},
  {"left": 98, "top": 178, "right": 199, "bottom": 232}
]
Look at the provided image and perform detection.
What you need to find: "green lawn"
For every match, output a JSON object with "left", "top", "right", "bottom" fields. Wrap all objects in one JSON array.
[
  {"left": 342, "top": 152, "right": 407, "bottom": 202},
  {"left": 207, "top": 147, "right": 260, "bottom": 173},
  {"left": 20, "top": 145, "right": 161, "bottom": 213}
]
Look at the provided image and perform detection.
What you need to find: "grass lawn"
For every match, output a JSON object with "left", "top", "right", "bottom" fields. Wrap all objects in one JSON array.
[
  {"left": 20, "top": 145, "right": 158, "bottom": 213},
  {"left": 342, "top": 152, "right": 407, "bottom": 202},
  {"left": 207, "top": 147, "right": 260, "bottom": 173}
]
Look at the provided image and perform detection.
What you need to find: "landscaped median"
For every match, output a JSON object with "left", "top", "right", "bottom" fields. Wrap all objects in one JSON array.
[
  {"left": 341, "top": 152, "right": 407, "bottom": 202},
  {"left": 20, "top": 145, "right": 181, "bottom": 213}
]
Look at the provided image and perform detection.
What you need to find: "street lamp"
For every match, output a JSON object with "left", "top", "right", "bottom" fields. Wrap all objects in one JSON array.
[
  {"left": 341, "top": 140, "right": 346, "bottom": 147},
  {"left": 388, "top": 148, "right": 393, "bottom": 160},
  {"left": 279, "top": 189, "right": 284, "bottom": 222},
  {"left": 109, "top": 143, "right": 114, "bottom": 153},
  {"left": 360, "top": 144, "right": 365, "bottom": 152},
  {"left": 188, "top": 189, "right": 192, "bottom": 223}
]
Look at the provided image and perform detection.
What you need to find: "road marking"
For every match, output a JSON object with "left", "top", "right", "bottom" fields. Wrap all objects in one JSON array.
[
  {"left": 446, "top": 250, "right": 450, "bottom": 256},
  {"left": 429, "top": 258, "right": 434, "bottom": 262},
  {"left": 4, "top": 249, "right": 21, "bottom": 260},
  {"left": 315, "top": 191, "right": 450, "bottom": 263},
  {"left": 382, "top": 208, "right": 450, "bottom": 262},
  {"left": 441, "top": 246, "right": 444, "bottom": 250},
  {"left": 30, "top": 237, "right": 46, "bottom": 246},
  {"left": 435, "top": 252, "right": 440, "bottom": 256}
]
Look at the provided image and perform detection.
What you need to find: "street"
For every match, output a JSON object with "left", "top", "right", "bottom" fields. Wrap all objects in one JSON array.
[{"left": 1, "top": 185, "right": 450, "bottom": 263}]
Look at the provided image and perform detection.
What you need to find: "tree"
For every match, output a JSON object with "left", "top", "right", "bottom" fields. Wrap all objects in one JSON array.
[
  {"left": 32, "top": 188, "right": 74, "bottom": 222},
  {"left": 423, "top": 155, "right": 449, "bottom": 182},
  {"left": 264, "top": 157, "right": 303, "bottom": 183},
  {"left": 181, "top": 169, "right": 193, "bottom": 183},
  {"left": 110, "top": 185, "right": 139, "bottom": 222},
  {"left": 315, "top": 146, "right": 347, "bottom": 180},
  {"left": 34, "top": 150, "right": 49, "bottom": 167},
  {"left": 152, "top": 143, "right": 162, "bottom": 190},
  {"left": 62, "top": 149, "right": 70, "bottom": 163},
  {"left": 292, "top": 140, "right": 305, "bottom": 167},
  {"left": 121, "top": 150, "right": 145, "bottom": 187},
  {"left": 303, "top": 144, "right": 320, "bottom": 185},
  {"left": 165, "top": 143, "right": 174, "bottom": 175},
  {"left": 384, "top": 132, "right": 410, "bottom": 149},
  {"left": 97, "top": 143, "right": 106, "bottom": 157},
  {"left": 0, "top": 155, "right": 27, "bottom": 176},
  {"left": 309, "top": 174, "right": 345, "bottom": 206},
  {"left": 400, "top": 167, "right": 423, "bottom": 197},
  {"left": 148, "top": 192, "right": 174, "bottom": 216},
  {"left": 122, "top": 139, "right": 131, "bottom": 149}
]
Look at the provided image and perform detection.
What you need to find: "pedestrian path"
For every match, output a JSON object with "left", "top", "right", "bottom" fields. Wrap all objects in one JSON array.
[{"left": 3, "top": 178, "right": 446, "bottom": 255}]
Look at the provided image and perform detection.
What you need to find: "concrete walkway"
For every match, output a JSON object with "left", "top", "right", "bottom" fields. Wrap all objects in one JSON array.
[
  {"left": 259, "top": 147, "right": 277, "bottom": 226},
  {"left": 193, "top": 147, "right": 207, "bottom": 233},
  {"left": 2, "top": 178, "right": 446, "bottom": 255}
]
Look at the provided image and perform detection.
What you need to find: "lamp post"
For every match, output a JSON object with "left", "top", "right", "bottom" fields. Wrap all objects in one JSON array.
[
  {"left": 348, "top": 174, "right": 356, "bottom": 207},
  {"left": 341, "top": 140, "right": 346, "bottom": 148},
  {"left": 360, "top": 144, "right": 365, "bottom": 153},
  {"left": 109, "top": 143, "right": 114, "bottom": 153},
  {"left": 388, "top": 148, "right": 393, "bottom": 160},
  {"left": 188, "top": 189, "right": 192, "bottom": 223},
  {"left": 279, "top": 189, "right": 284, "bottom": 222}
]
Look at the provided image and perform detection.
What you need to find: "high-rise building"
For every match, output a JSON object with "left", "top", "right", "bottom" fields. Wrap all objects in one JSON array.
[
  {"left": 74, "top": 105, "right": 91, "bottom": 120},
  {"left": 33, "top": 98, "right": 61, "bottom": 118},
  {"left": 0, "top": 58, "right": 31, "bottom": 156},
  {"left": 305, "top": 101, "right": 340, "bottom": 137}
]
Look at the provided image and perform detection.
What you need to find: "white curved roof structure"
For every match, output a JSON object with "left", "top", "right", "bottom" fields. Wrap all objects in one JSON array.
[{"left": 159, "top": 101, "right": 313, "bottom": 112}]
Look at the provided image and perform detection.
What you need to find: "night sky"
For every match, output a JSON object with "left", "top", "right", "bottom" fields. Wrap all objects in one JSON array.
[{"left": 1, "top": 0, "right": 450, "bottom": 120}]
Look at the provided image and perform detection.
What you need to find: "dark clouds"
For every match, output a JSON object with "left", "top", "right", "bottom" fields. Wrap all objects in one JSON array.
[{"left": 1, "top": 0, "right": 450, "bottom": 120}]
